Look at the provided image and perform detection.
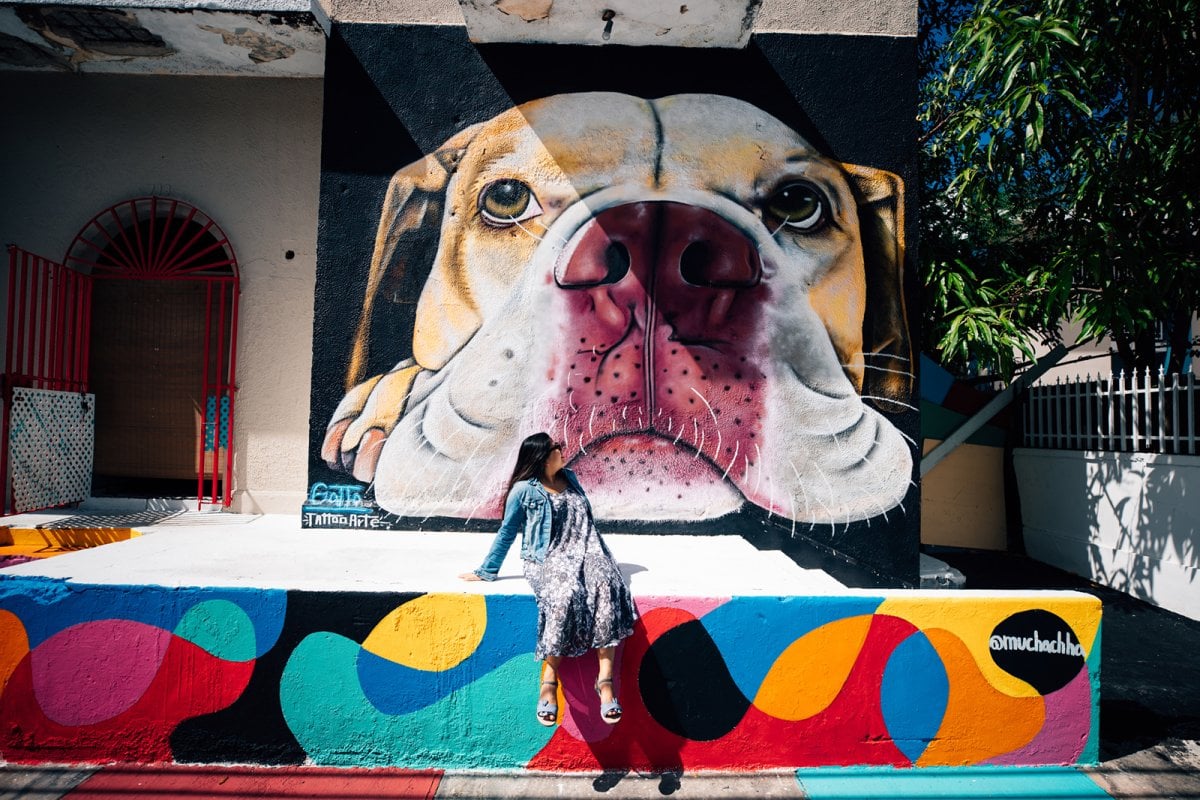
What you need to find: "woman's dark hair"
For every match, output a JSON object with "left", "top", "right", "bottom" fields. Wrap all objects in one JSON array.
[{"left": 508, "top": 432, "right": 557, "bottom": 493}]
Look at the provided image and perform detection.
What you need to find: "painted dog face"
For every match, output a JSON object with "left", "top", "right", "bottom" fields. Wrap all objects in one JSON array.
[{"left": 322, "top": 92, "right": 913, "bottom": 526}]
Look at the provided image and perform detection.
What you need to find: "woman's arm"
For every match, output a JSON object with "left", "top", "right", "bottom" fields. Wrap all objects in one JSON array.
[{"left": 463, "top": 486, "right": 526, "bottom": 581}]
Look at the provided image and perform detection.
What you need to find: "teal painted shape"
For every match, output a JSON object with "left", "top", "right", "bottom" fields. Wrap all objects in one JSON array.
[
  {"left": 920, "top": 400, "right": 1007, "bottom": 447},
  {"left": 796, "top": 766, "right": 1111, "bottom": 799},
  {"left": 281, "top": 631, "right": 554, "bottom": 769},
  {"left": 173, "top": 599, "right": 257, "bottom": 662},
  {"left": 880, "top": 631, "right": 948, "bottom": 763},
  {"left": 0, "top": 578, "right": 286, "bottom": 655}
]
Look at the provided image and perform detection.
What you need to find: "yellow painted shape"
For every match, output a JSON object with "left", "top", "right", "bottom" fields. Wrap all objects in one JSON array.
[
  {"left": 362, "top": 593, "right": 487, "bottom": 672},
  {"left": 0, "top": 610, "right": 29, "bottom": 698},
  {"left": 0, "top": 527, "right": 140, "bottom": 558},
  {"left": 753, "top": 615, "right": 873, "bottom": 721},
  {"left": 877, "top": 596, "right": 1100, "bottom": 697},
  {"left": 917, "top": 628, "right": 1044, "bottom": 766}
]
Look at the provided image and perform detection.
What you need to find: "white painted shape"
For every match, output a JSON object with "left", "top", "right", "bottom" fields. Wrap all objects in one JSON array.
[
  {"left": 457, "top": 0, "right": 758, "bottom": 48},
  {"left": 1016, "top": 448, "right": 1200, "bottom": 620}
]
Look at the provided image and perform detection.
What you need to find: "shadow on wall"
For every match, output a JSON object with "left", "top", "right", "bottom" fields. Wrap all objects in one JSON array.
[
  {"left": 1016, "top": 450, "right": 1199, "bottom": 618},
  {"left": 1089, "top": 454, "right": 1197, "bottom": 603}
]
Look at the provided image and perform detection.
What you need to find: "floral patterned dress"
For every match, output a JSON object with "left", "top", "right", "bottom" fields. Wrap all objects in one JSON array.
[{"left": 522, "top": 486, "right": 637, "bottom": 660}]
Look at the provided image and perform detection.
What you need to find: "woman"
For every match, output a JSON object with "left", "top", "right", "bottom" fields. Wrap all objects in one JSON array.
[{"left": 459, "top": 432, "right": 637, "bottom": 727}]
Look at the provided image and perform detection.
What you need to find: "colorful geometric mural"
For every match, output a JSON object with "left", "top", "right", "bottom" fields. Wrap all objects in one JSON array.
[
  {"left": 0, "top": 577, "right": 1100, "bottom": 769},
  {"left": 308, "top": 25, "right": 922, "bottom": 579}
]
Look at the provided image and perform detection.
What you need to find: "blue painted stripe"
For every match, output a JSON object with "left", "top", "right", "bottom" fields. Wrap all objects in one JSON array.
[{"left": 796, "top": 766, "right": 1111, "bottom": 799}]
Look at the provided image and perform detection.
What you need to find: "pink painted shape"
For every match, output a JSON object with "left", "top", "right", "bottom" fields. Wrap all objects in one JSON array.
[
  {"left": 634, "top": 596, "right": 730, "bottom": 619},
  {"left": 987, "top": 667, "right": 1092, "bottom": 765},
  {"left": 556, "top": 654, "right": 615, "bottom": 744},
  {"left": 31, "top": 620, "right": 172, "bottom": 727}
]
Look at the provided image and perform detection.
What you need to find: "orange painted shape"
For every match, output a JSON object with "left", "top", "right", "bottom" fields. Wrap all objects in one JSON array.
[
  {"left": 0, "top": 527, "right": 139, "bottom": 560},
  {"left": 918, "top": 628, "right": 1044, "bottom": 766},
  {"left": 0, "top": 610, "right": 30, "bottom": 697},
  {"left": 754, "top": 615, "right": 873, "bottom": 721}
]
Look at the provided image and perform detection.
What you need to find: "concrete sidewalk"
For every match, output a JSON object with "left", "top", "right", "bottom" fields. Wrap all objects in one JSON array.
[{"left": 6, "top": 762, "right": 1199, "bottom": 799}]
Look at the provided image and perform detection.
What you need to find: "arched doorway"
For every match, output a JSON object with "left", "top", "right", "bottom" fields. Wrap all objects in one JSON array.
[{"left": 65, "top": 197, "right": 239, "bottom": 507}]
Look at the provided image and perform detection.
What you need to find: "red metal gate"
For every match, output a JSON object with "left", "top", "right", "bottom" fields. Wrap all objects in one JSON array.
[
  {"left": 1, "top": 197, "right": 240, "bottom": 513},
  {"left": 2, "top": 246, "right": 93, "bottom": 513}
]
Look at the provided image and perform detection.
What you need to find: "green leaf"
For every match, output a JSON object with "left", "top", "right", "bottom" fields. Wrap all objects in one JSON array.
[{"left": 1045, "top": 26, "right": 1080, "bottom": 45}]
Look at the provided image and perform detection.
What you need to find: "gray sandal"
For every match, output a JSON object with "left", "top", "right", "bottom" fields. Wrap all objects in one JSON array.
[
  {"left": 536, "top": 680, "right": 558, "bottom": 727},
  {"left": 595, "top": 677, "right": 622, "bottom": 724}
]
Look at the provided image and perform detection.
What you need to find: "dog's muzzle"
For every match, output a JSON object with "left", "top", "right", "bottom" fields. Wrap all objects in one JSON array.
[{"left": 543, "top": 201, "right": 773, "bottom": 503}]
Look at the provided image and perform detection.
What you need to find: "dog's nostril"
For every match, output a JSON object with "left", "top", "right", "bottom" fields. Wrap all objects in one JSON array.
[
  {"left": 680, "top": 241, "right": 712, "bottom": 286},
  {"left": 604, "top": 242, "right": 631, "bottom": 284},
  {"left": 679, "top": 239, "right": 760, "bottom": 288}
]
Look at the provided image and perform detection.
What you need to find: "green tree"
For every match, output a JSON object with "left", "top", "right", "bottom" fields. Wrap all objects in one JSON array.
[{"left": 919, "top": 0, "right": 1200, "bottom": 378}]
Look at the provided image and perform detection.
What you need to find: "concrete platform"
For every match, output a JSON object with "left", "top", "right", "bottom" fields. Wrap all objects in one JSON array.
[
  {"left": 0, "top": 513, "right": 846, "bottom": 596},
  {"left": 0, "top": 510, "right": 1102, "bottom": 773}
]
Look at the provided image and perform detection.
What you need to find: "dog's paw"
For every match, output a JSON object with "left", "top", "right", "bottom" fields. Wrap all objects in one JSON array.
[{"left": 323, "top": 364, "right": 422, "bottom": 481}]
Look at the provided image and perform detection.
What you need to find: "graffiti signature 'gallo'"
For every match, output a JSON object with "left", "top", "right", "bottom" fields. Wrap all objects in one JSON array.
[{"left": 322, "top": 92, "right": 914, "bottom": 526}]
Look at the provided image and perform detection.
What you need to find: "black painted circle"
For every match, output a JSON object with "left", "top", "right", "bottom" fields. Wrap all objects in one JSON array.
[
  {"left": 638, "top": 620, "right": 750, "bottom": 741},
  {"left": 989, "top": 609, "right": 1086, "bottom": 695}
]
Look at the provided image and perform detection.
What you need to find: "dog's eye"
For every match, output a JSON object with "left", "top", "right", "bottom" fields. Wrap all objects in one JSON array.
[
  {"left": 764, "top": 182, "right": 828, "bottom": 232},
  {"left": 479, "top": 179, "right": 543, "bottom": 226}
]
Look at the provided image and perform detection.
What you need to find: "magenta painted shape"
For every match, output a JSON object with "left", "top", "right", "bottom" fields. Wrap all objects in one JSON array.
[
  {"left": 556, "top": 653, "right": 616, "bottom": 744},
  {"left": 987, "top": 666, "right": 1091, "bottom": 765},
  {"left": 634, "top": 596, "right": 729, "bottom": 619},
  {"left": 31, "top": 620, "right": 172, "bottom": 726}
]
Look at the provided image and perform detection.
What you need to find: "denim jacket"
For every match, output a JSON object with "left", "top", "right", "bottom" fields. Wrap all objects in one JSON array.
[{"left": 473, "top": 469, "right": 589, "bottom": 581}]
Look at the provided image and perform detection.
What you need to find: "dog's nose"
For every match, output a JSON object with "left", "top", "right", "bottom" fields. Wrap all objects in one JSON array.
[{"left": 557, "top": 202, "right": 760, "bottom": 289}]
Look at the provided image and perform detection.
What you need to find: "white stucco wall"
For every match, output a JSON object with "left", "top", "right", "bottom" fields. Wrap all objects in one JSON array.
[
  {"left": 1014, "top": 448, "right": 1200, "bottom": 620},
  {"left": 313, "top": 0, "right": 916, "bottom": 36},
  {"left": 0, "top": 71, "right": 322, "bottom": 513}
]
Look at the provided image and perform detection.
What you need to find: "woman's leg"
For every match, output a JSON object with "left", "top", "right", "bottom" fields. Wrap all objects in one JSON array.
[
  {"left": 536, "top": 655, "right": 562, "bottom": 724},
  {"left": 541, "top": 655, "right": 562, "bottom": 698},
  {"left": 596, "top": 646, "right": 616, "bottom": 704}
]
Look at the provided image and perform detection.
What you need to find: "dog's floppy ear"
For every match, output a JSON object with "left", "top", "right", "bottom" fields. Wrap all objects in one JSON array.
[
  {"left": 843, "top": 164, "right": 913, "bottom": 409},
  {"left": 346, "top": 123, "right": 482, "bottom": 391}
]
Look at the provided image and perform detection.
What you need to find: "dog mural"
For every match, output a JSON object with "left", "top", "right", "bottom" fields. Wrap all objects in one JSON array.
[{"left": 321, "top": 92, "right": 914, "bottom": 527}]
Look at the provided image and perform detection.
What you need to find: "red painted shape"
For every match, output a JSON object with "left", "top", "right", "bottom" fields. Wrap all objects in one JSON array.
[
  {"left": 0, "top": 633, "right": 252, "bottom": 763},
  {"left": 67, "top": 765, "right": 442, "bottom": 799},
  {"left": 529, "top": 613, "right": 919, "bottom": 771}
]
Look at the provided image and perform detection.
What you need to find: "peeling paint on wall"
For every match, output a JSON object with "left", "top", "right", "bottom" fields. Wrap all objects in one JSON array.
[
  {"left": 494, "top": 0, "right": 554, "bottom": 23},
  {"left": 15, "top": 7, "right": 174, "bottom": 67},
  {"left": 0, "top": 6, "right": 323, "bottom": 75},
  {"left": 198, "top": 24, "right": 295, "bottom": 63}
]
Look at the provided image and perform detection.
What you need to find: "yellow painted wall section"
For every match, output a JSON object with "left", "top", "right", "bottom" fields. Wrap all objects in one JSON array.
[
  {"left": 362, "top": 593, "right": 487, "bottom": 671},
  {"left": 921, "top": 439, "right": 1008, "bottom": 550},
  {"left": 877, "top": 595, "right": 1101, "bottom": 698}
]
